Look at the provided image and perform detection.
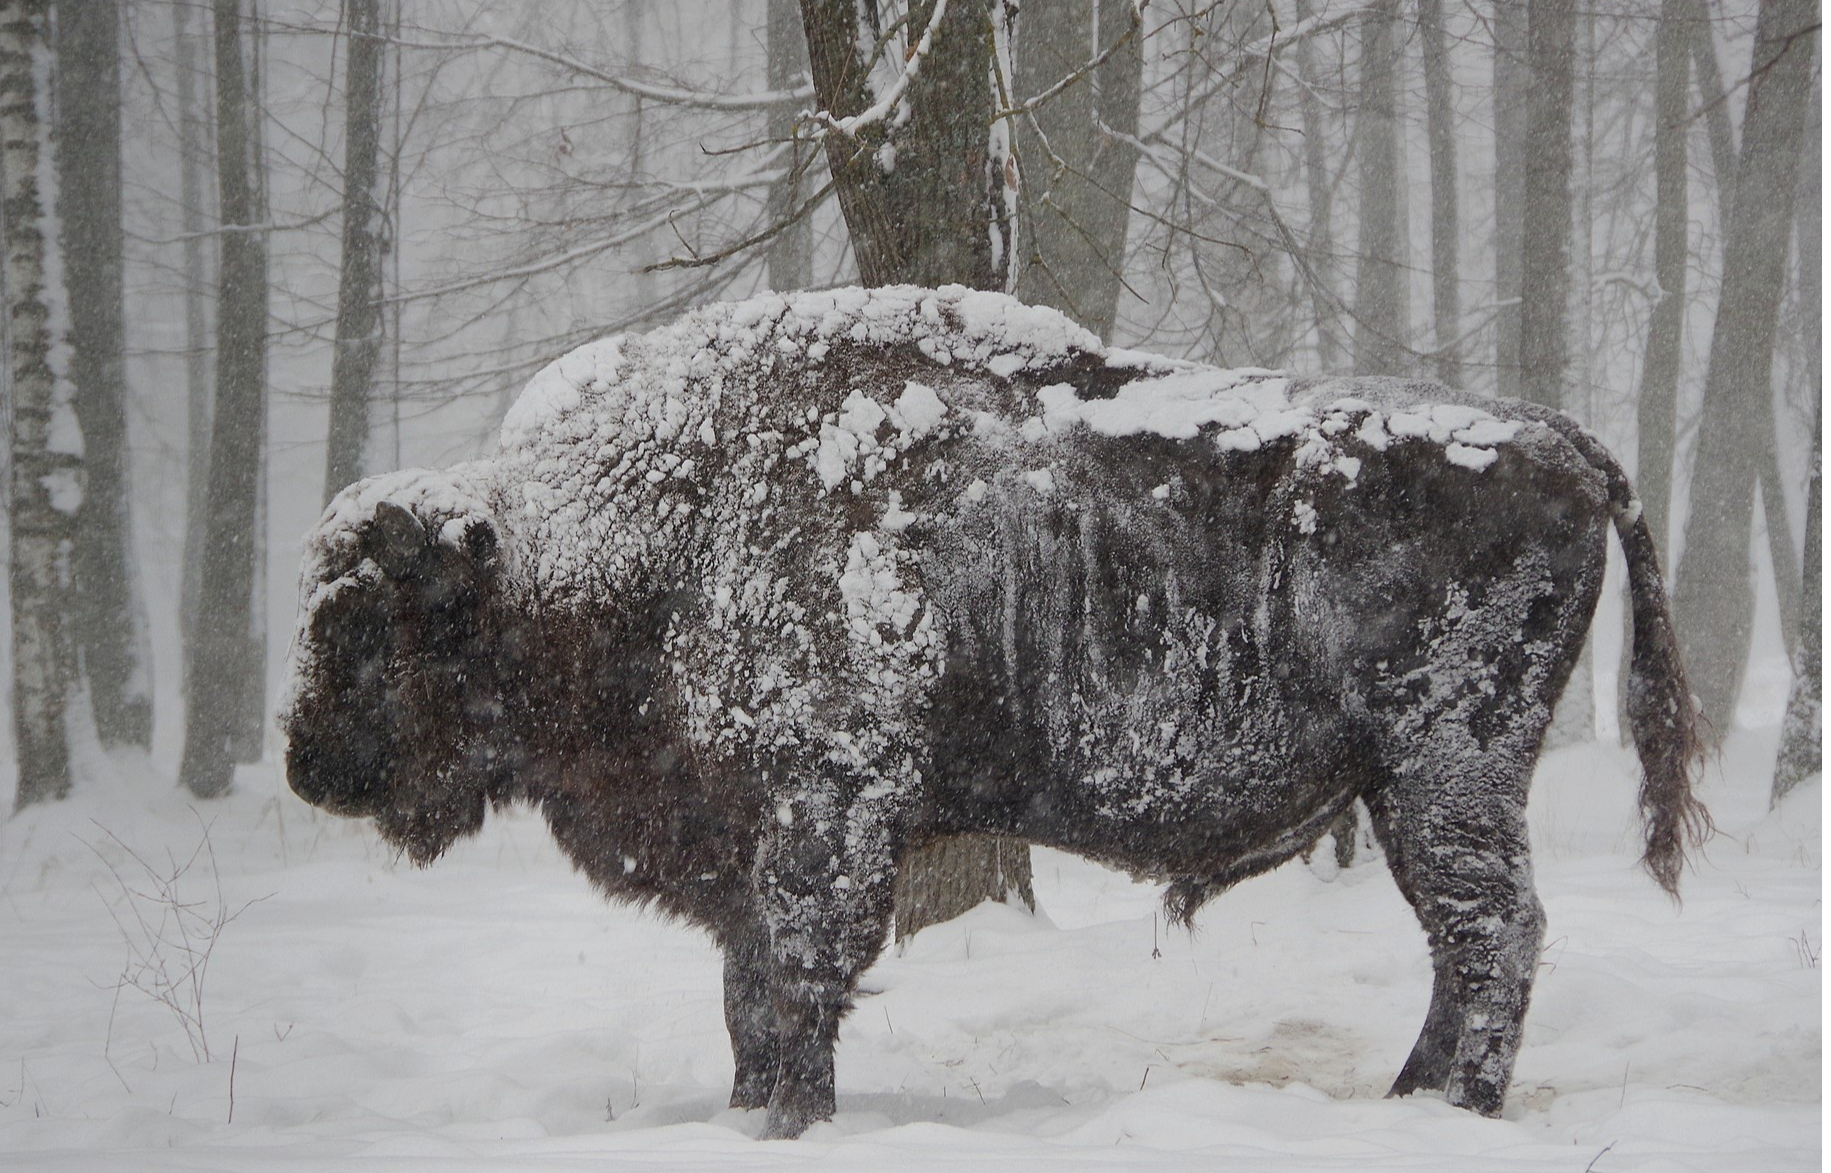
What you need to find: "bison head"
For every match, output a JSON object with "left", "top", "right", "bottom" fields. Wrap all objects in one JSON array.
[{"left": 283, "top": 481, "right": 508, "bottom": 865}]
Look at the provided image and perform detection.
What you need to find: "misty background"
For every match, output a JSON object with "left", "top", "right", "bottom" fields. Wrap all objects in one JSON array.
[{"left": 1, "top": 0, "right": 1818, "bottom": 814}]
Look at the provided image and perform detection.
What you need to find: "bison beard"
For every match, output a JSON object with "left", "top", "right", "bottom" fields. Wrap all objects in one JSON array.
[{"left": 282, "top": 286, "right": 1707, "bottom": 1139}]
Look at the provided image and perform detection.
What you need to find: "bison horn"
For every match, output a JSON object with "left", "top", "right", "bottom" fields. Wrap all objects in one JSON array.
[{"left": 364, "top": 501, "right": 428, "bottom": 578}]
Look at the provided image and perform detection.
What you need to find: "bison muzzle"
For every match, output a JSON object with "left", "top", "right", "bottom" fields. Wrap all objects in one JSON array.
[{"left": 283, "top": 286, "right": 1707, "bottom": 1139}]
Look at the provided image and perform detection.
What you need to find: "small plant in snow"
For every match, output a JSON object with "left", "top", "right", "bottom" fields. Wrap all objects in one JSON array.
[{"left": 86, "top": 818, "right": 263, "bottom": 1064}]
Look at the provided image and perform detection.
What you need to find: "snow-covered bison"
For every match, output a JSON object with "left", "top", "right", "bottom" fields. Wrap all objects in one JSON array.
[{"left": 284, "top": 285, "right": 1706, "bottom": 1139}]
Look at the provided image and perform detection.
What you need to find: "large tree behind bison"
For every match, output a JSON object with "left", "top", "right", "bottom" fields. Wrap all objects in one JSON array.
[{"left": 283, "top": 286, "right": 1707, "bottom": 1140}]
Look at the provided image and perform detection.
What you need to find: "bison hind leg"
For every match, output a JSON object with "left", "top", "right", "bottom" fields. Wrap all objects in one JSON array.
[{"left": 1366, "top": 775, "right": 1546, "bottom": 1116}]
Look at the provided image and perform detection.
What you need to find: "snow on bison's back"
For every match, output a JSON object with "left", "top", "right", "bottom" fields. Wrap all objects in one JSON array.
[{"left": 282, "top": 286, "right": 1707, "bottom": 1141}]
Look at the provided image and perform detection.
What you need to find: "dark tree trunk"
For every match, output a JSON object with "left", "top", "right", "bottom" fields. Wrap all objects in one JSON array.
[
  {"left": 800, "top": 0, "right": 1010, "bottom": 290},
  {"left": 801, "top": 0, "right": 1029, "bottom": 938},
  {"left": 1011, "top": 0, "right": 1142, "bottom": 342},
  {"left": 766, "top": 0, "right": 813, "bottom": 292},
  {"left": 1351, "top": 0, "right": 1407, "bottom": 377},
  {"left": 1770, "top": 84, "right": 1819, "bottom": 802},
  {"left": 6, "top": 0, "right": 74, "bottom": 808},
  {"left": 179, "top": 0, "right": 269, "bottom": 798},
  {"left": 1685, "top": 0, "right": 1738, "bottom": 227},
  {"left": 176, "top": 0, "right": 214, "bottom": 666},
  {"left": 1620, "top": 0, "right": 1691, "bottom": 742},
  {"left": 323, "top": 0, "right": 385, "bottom": 504},
  {"left": 1670, "top": 0, "right": 1816, "bottom": 741},
  {"left": 1490, "top": 0, "right": 1527, "bottom": 398},
  {"left": 1636, "top": 0, "right": 1689, "bottom": 551},
  {"left": 1418, "top": 0, "right": 1461, "bottom": 386},
  {"left": 54, "top": 0, "right": 152, "bottom": 750},
  {"left": 1516, "top": 0, "right": 1574, "bottom": 410},
  {"left": 1772, "top": 409, "right": 1820, "bottom": 802},
  {"left": 1293, "top": 0, "right": 1342, "bottom": 371}
]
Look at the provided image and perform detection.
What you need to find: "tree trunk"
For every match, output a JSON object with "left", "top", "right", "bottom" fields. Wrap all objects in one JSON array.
[
  {"left": 54, "top": 0, "right": 152, "bottom": 750},
  {"left": 1769, "top": 81, "right": 1819, "bottom": 802},
  {"left": 1490, "top": 0, "right": 1527, "bottom": 398},
  {"left": 1685, "top": 0, "right": 1738, "bottom": 227},
  {"left": 1515, "top": 0, "right": 1574, "bottom": 410},
  {"left": 1352, "top": 0, "right": 1407, "bottom": 377},
  {"left": 1418, "top": 0, "right": 1461, "bottom": 387},
  {"left": 801, "top": 0, "right": 1030, "bottom": 939},
  {"left": 323, "top": 0, "right": 385, "bottom": 504},
  {"left": 1670, "top": 0, "right": 1816, "bottom": 741},
  {"left": 1011, "top": 0, "right": 1142, "bottom": 342},
  {"left": 5, "top": 0, "right": 75, "bottom": 808},
  {"left": 765, "top": 0, "right": 813, "bottom": 292},
  {"left": 1620, "top": 0, "right": 1691, "bottom": 742},
  {"left": 1636, "top": 0, "right": 1689, "bottom": 552},
  {"left": 1772, "top": 408, "right": 1820, "bottom": 802},
  {"left": 800, "top": 0, "right": 1011, "bottom": 290},
  {"left": 176, "top": 0, "right": 214, "bottom": 669},
  {"left": 178, "top": 0, "right": 269, "bottom": 798},
  {"left": 1293, "top": 0, "right": 1342, "bottom": 371}
]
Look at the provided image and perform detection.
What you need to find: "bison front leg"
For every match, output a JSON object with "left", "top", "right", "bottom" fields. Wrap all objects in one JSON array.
[
  {"left": 721, "top": 922, "right": 779, "bottom": 1110},
  {"left": 753, "top": 778, "right": 900, "bottom": 1140}
]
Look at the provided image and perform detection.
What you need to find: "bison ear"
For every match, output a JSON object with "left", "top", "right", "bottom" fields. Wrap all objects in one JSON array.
[{"left": 364, "top": 501, "right": 428, "bottom": 579}]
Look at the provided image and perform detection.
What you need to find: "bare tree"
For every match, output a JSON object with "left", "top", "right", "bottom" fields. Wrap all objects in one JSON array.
[
  {"left": 1634, "top": 0, "right": 1689, "bottom": 550},
  {"left": 1671, "top": 0, "right": 1817, "bottom": 739},
  {"left": 1417, "top": 0, "right": 1460, "bottom": 386},
  {"left": 800, "top": 0, "right": 1013, "bottom": 290},
  {"left": 6, "top": 0, "right": 75, "bottom": 807},
  {"left": 1515, "top": 0, "right": 1574, "bottom": 409},
  {"left": 1012, "top": 0, "right": 1143, "bottom": 341},
  {"left": 323, "top": 0, "right": 387, "bottom": 503},
  {"left": 1490, "top": 0, "right": 1526, "bottom": 398},
  {"left": 766, "top": 0, "right": 814, "bottom": 292},
  {"left": 179, "top": 0, "right": 270, "bottom": 798},
  {"left": 1352, "top": 0, "right": 1407, "bottom": 376},
  {"left": 55, "top": 0, "right": 153, "bottom": 749},
  {"left": 1770, "top": 95, "right": 1821, "bottom": 801}
]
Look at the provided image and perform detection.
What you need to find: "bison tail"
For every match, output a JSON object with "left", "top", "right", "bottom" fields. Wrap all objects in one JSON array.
[{"left": 1554, "top": 421, "right": 1712, "bottom": 898}]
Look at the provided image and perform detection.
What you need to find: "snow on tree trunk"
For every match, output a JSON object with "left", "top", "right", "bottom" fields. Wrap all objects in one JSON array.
[
  {"left": 1351, "top": 0, "right": 1407, "bottom": 377},
  {"left": 179, "top": 0, "right": 268, "bottom": 799},
  {"left": 1671, "top": 0, "right": 1816, "bottom": 742},
  {"left": 765, "top": 0, "right": 814, "bottom": 293},
  {"left": 799, "top": 0, "right": 1012, "bottom": 291},
  {"left": 1490, "top": 0, "right": 1526, "bottom": 399},
  {"left": 800, "top": 0, "right": 1030, "bottom": 937},
  {"left": 1011, "top": 0, "right": 1142, "bottom": 343},
  {"left": 323, "top": 0, "right": 385, "bottom": 505},
  {"left": 1418, "top": 0, "right": 1461, "bottom": 388},
  {"left": 5, "top": 0, "right": 75, "bottom": 808},
  {"left": 54, "top": 0, "right": 152, "bottom": 750}
]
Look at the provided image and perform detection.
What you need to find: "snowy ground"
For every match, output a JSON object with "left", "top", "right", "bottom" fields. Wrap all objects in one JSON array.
[{"left": 0, "top": 726, "right": 1817, "bottom": 1172}]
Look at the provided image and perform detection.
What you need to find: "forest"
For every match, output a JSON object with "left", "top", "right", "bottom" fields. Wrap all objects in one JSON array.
[{"left": 0, "top": 0, "right": 1820, "bottom": 1168}]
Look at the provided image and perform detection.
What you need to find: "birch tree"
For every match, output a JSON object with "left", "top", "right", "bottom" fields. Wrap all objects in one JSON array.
[{"left": 6, "top": 0, "right": 75, "bottom": 807}]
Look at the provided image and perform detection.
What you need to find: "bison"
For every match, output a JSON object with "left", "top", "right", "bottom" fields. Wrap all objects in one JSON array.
[{"left": 283, "top": 285, "right": 1706, "bottom": 1139}]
